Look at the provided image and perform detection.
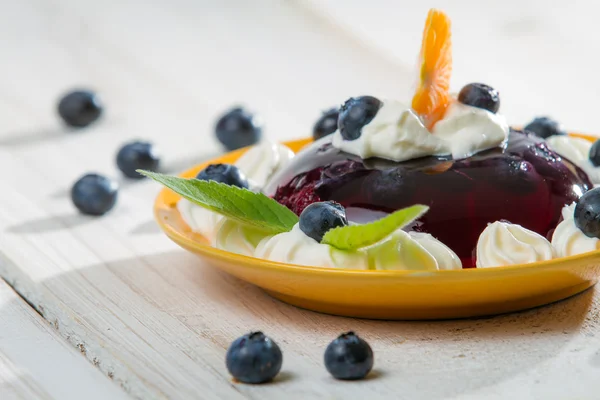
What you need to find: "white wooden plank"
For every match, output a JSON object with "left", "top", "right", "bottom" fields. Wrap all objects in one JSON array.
[
  {"left": 1, "top": 0, "right": 600, "bottom": 399},
  {"left": 0, "top": 279, "right": 129, "bottom": 400}
]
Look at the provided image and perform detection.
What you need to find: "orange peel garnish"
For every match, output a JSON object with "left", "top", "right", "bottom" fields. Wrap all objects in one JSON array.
[{"left": 411, "top": 9, "right": 453, "bottom": 130}]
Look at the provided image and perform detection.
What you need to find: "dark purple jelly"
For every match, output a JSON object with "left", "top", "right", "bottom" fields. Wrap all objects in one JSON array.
[{"left": 266, "top": 131, "right": 592, "bottom": 268}]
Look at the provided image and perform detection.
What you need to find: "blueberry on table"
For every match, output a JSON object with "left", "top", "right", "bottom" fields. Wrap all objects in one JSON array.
[
  {"left": 299, "top": 201, "right": 348, "bottom": 242},
  {"left": 338, "top": 96, "right": 382, "bottom": 141},
  {"left": 575, "top": 187, "right": 600, "bottom": 238},
  {"left": 589, "top": 139, "right": 600, "bottom": 167},
  {"left": 215, "top": 107, "right": 262, "bottom": 151},
  {"left": 313, "top": 108, "right": 339, "bottom": 140},
  {"left": 457, "top": 83, "right": 500, "bottom": 113},
  {"left": 57, "top": 90, "right": 103, "bottom": 128},
  {"left": 196, "top": 163, "right": 249, "bottom": 188},
  {"left": 116, "top": 141, "right": 160, "bottom": 179},
  {"left": 324, "top": 332, "right": 374, "bottom": 380},
  {"left": 524, "top": 117, "right": 566, "bottom": 139},
  {"left": 226, "top": 332, "right": 283, "bottom": 384},
  {"left": 71, "top": 174, "right": 118, "bottom": 216}
]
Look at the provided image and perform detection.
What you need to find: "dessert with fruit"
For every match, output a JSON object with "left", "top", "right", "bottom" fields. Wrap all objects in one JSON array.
[{"left": 144, "top": 9, "right": 600, "bottom": 271}]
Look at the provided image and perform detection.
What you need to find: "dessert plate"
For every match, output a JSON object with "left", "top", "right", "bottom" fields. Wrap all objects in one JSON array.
[{"left": 153, "top": 136, "right": 600, "bottom": 320}]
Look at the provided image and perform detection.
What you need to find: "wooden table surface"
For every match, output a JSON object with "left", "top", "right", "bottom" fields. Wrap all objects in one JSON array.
[{"left": 1, "top": 1, "right": 600, "bottom": 399}]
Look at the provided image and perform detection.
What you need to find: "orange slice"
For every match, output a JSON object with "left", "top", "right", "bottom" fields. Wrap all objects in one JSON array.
[{"left": 411, "top": 9, "right": 453, "bottom": 130}]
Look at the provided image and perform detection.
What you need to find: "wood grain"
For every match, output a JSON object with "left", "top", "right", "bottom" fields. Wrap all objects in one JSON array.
[
  {"left": 2, "top": 0, "right": 600, "bottom": 399},
  {"left": 0, "top": 280, "right": 128, "bottom": 400}
]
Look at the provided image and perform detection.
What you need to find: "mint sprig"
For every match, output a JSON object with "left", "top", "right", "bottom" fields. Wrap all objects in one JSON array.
[
  {"left": 321, "top": 204, "right": 429, "bottom": 250},
  {"left": 140, "top": 170, "right": 298, "bottom": 234}
]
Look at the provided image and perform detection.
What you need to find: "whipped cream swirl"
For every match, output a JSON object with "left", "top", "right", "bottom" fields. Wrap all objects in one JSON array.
[
  {"left": 331, "top": 100, "right": 509, "bottom": 162},
  {"left": 235, "top": 140, "right": 295, "bottom": 188},
  {"left": 432, "top": 102, "right": 510, "bottom": 160},
  {"left": 408, "top": 232, "right": 462, "bottom": 270},
  {"left": 476, "top": 221, "right": 553, "bottom": 268},
  {"left": 254, "top": 224, "right": 369, "bottom": 269},
  {"left": 546, "top": 136, "right": 600, "bottom": 184},
  {"left": 367, "top": 230, "right": 462, "bottom": 270},
  {"left": 212, "top": 219, "right": 271, "bottom": 256},
  {"left": 255, "top": 224, "right": 462, "bottom": 270},
  {"left": 332, "top": 100, "right": 448, "bottom": 162},
  {"left": 551, "top": 203, "right": 600, "bottom": 257},
  {"left": 178, "top": 198, "right": 223, "bottom": 239}
]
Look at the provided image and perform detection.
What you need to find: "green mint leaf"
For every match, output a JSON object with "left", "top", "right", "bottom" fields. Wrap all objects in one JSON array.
[
  {"left": 140, "top": 170, "right": 298, "bottom": 234},
  {"left": 321, "top": 204, "right": 429, "bottom": 250}
]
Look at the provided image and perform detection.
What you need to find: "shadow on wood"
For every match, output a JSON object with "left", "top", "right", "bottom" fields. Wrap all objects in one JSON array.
[
  {"left": 0, "top": 127, "right": 68, "bottom": 148},
  {"left": 6, "top": 213, "right": 94, "bottom": 234}
]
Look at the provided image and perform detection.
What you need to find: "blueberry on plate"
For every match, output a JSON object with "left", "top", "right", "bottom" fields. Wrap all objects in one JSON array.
[
  {"left": 116, "top": 141, "right": 160, "bottom": 179},
  {"left": 524, "top": 116, "right": 566, "bottom": 139},
  {"left": 575, "top": 187, "right": 600, "bottom": 238},
  {"left": 215, "top": 107, "right": 262, "bottom": 151},
  {"left": 71, "top": 173, "right": 118, "bottom": 216},
  {"left": 299, "top": 201, "right": 348, "bottom": 242},
  {"left": 226, "top": 331, "right": 283, "bottom": 384},
  {"left": 313, "top": 108, "right": 339, "bottom": 140},
  {"left": 457, "top": 83, "right": 500, "bottom": 113},
  {"left": 324, "top": 332, "right": 374, "bottom": 380},
  {"left": 338, "top": 96, "right": 382, "bottom": 141},
  {"left": 57, "top": 90, "right": 103, "bottom": 128},
  {"left": 589, "top": 139, "right": 600, "bottom": 167},
  {"left": 196, "top": 163, "right": 249, "bottom": 188}
]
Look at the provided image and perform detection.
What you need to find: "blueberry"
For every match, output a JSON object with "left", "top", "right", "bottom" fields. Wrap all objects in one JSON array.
[
  {"left": 215, "top": 107, "right": 262, "bottom": 151},
  {"left": 575, "top": 187, "right": 600, "bottom": 238},
  {"left": 589, "top": 139, "right": 600, "bottom": 167},
  {"left": 324, "top": 332, "right": 373, "bottom": 380},
  {"left": 116, "top": 141, "right": 160, "bottom": 179},
  {"left": 457, "top": 83, "right": 500, "bottom": 113},
  {"left": 57, "top": 90, "right": 103, "bottom": 128},
  {"left": 71, "top": 174, "right": 118, "bottom": 216},
  {"left": 299, "top": 201, "right": 348, "bottom": 242},
  {"left": 226, "top": 332, "right": 282, "bottom": 384},
  {"left": 196, "top": 163, "right": 249, "bottom": 188},
  {"left": 313, "top": 108, "right": 339, "bottom": 140},
  {"left": 524, "top": 117, "right": 566, "bottom": 139},
  {"left": 338, "top": 96, "right": 382, "bottom": 141}
]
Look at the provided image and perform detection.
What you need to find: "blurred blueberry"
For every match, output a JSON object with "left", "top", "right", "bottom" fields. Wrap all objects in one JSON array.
[
  {"left": 71, "top": 174, "right": 118, "bottom": 216},
  {"left": 313, "top": 108, "right": 339, "bottom": 140},
  {"left": 215, "top": 107, "right": 262, "bottom": 150},
  {"left": 116, "top": 141, "right": 160, "bottom": 179},
  {"left": 58, "top": 90, "right": 103, "bottom": 128},
  {"left": 524, "top": 117, "right": 566, "bottom": 139}
]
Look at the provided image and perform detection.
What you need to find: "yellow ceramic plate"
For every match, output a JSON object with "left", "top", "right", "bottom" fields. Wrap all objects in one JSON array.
[{"left": 154, "top": 135, "right": 600, "bottom": 320}]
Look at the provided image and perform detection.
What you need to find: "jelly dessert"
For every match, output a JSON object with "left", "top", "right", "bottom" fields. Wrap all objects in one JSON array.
[
  {"left": 145, "top": 8, "right": 600, "bottom": 272},
  {"left": 259, "top": 10, "right": 592, "bottom": 268},
  {"left": 266, "top": 130, "right": 591, "bottom": 268}
]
